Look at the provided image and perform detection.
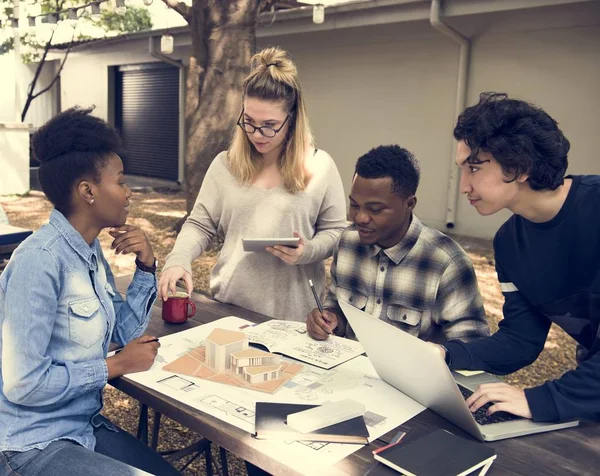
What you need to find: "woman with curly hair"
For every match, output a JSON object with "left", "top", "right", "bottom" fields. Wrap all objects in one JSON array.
[{"left": 0, "top": 108, "right": 179, "bottom": 475}]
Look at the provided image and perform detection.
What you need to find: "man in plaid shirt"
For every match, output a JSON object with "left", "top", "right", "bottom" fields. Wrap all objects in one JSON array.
[{"left": 307, "top": 145, "right": 490, "bottom": 343}]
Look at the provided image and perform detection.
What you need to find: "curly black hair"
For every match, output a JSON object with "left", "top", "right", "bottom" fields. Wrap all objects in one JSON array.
[
  {"left": 454, "top": 92, "right": 570, "bottom": 191},
  {"left": 355, "top": 145, "right": 420, "bottom": 197},
  {"left": 32, "top": 106, "right": 124, "bottom": 216}
]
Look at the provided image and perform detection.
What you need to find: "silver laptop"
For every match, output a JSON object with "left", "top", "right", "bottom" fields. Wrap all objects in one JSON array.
[{"left": 339, "top": 301, "right": 579, "bottom": 441}]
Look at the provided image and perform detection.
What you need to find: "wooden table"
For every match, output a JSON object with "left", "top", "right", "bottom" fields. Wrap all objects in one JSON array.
[
  {"left": 0, "top": 225, "right": 33, "bottom": 273},
  {"left": 0, "top": 224, "right": 32, "bottom": 256},
  {"left": 112, "top": 275, "right": 600, "bottom": 476}
]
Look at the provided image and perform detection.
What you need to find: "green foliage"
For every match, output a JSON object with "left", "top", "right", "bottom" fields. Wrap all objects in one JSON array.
[
  {"left": 99, "top": 6, "right": 152, "bottom": 33},
  {"left": 0, "top": 36, "right": 13, "bottom": 55},
  {"left": 20, "top": 32, "right": 47, "bottom": 63},
  {"left": 0, "top": 0, "right": 153, "bottom": 60}
]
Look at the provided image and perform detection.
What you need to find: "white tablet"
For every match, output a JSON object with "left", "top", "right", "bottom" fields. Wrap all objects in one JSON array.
[{"left": 242, "top": 237, "right": 300, "bottom": 252}]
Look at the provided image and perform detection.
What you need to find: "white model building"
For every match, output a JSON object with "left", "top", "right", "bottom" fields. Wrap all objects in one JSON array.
[
  {"left": 205, "top": 329, "right": 248, "bottom": 372},
  {"left": 243, "top": 364, "right": 282, "bottom": 384},
  {"left": 230, "top": 348, "right": 282, "bottom": 375}
]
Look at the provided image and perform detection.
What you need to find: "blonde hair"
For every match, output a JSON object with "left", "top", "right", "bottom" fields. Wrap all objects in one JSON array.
[{"left": 228, "top": 47, "right": 314, "bottom": 193}]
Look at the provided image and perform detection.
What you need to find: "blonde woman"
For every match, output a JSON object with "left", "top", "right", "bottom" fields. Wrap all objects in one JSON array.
[{"left": 159, "top": 47, "right": 347, "bottom": 322}]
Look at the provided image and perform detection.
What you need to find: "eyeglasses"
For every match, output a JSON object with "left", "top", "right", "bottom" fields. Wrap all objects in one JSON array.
[{"left": 236, "top": 109, "right": 290, "bottom": 138}]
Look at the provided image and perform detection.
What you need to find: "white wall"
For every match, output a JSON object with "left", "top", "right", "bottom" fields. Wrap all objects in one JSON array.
[
  {"left": 0, "top": 50, "right": 59, "bottom": 128},
  {"left": 260, "top": 21, "right": 459, "bottom": 233},
  {"left": 450, "top": 2, "right": 600, "bottom": 236},
  {"left": 59, "top": 39, "right": 163, "bottom": 122},
  {"left": 0, "top": 53, "right": 18, "bottom": 124},
  {"left": 260, "top": 2, "right": 600, "bottom": 238},
  {"left": 56, "top": 1, "right": 600, "bottom": 238},
  {"left": 0, "top": 123, "right": 30, "bottom": 195}
]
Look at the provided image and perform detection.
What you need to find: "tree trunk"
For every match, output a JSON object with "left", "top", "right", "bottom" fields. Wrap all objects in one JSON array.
[{"left": 184, "top": 0, "right": 262, "bottom": 213}]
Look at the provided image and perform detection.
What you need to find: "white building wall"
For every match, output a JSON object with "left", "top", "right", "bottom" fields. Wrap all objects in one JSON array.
[
  {"left": 260, "top": 2, "right": 600, "bottom": 238},
  {"left": 260, "top": 21, "right": 458, "bottom": 234},
  {"left": 0, "top": 50, "right": 59, "bottom": 128},
  {"left": 55, "top": 1, "right": 600, "bottom": 238},
  {"left": 59, "top": 39, "right": 163, "bottom": 122},
  {"left": 454, "top": 9, "right": 600, "bottom": 236},
  {"left": 0, "top": 123, "right": 30, "bottom": 195}
]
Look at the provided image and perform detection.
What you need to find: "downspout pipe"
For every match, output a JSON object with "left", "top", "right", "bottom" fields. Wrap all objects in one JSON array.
[
  {"left": 429, "top": 0, "right": 470, "bottom": 229},
  {"left": 149, "top": 36, "right": 186, "bottom": 185}
]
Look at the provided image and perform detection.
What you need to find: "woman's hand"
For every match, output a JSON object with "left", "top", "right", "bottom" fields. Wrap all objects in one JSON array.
[
  {"left": 108, "top": 225, "right": 154, "bottom": 267},
  {"left": 158, "top": 266, "right": 193, "bottom": 301},
  {"left": 266, "top": 230, "right": 305, "bottom": 265},
  {"left": 106, "top": 335, "right": 160, "bottom": 378}
]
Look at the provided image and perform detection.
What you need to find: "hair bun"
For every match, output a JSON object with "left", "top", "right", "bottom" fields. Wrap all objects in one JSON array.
[
  {"left": 32, "top": 106, "right": 118, "bottom": 164},
  {"left": 250, "top": 47, "right": 296, "bottom": 76}
]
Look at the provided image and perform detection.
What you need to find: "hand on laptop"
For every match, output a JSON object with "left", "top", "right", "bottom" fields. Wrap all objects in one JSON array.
[
  {"left": 307, "top": 308, "right": 338, "bottom": 340},
  {"left": 466, "top": 382, "right": 533, "bottom": 419}
]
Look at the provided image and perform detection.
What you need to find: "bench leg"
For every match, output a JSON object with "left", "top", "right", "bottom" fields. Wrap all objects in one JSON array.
[
  {"left": 219, "top": 446, "right": 229, "bottom": 476},
  {"left": 137, "top": 404, "right": 220, "bottom": 475},
  {"left": 151, "top": 411, "right": 162, "bottom": 450},
  {"left": 136, "top": 403, "right": 149, "bottom": 444}
]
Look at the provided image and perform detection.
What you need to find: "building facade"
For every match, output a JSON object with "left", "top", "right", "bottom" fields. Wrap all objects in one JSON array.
[{"left": 47, "top": 0, "right": 600, "bottom": 238}]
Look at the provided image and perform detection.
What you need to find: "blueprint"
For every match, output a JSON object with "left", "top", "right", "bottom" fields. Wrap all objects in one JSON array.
[
  {"left": 241, "top": 320, "right": 365, "bottom": 369},
  {"left": 124, "top": 317, "right": 425, "bottom": 472}
]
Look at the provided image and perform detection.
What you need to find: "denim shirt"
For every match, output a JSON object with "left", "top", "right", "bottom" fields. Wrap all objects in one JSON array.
[{"left": 0, "top": 209, "right": 157, "bottom": 451}]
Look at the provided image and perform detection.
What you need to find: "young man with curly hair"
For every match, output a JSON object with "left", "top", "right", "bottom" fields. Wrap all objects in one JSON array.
[
  {"left": 439, "top": 92, "right": 600, "bottom": 424},
  {"left": 306, "top": 145, "right": 490, "bottom": 346}
]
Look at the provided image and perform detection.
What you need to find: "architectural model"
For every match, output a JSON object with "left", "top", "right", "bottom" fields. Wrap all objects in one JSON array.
[
  {"left": 205, "top": 328, "right": 248, "bottom": 372},
  {"left": 163, "top": 327, "right": 302, "bottom": 394}
]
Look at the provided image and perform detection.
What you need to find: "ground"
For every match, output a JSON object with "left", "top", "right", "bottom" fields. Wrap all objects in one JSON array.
[{"left": 0, "top": 190, "right": 577, "bottom": 475}]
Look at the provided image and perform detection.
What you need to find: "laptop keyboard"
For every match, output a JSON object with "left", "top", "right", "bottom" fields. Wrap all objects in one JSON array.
[{"left": 458, "top": 384, "right": 524, "bottom": 426}]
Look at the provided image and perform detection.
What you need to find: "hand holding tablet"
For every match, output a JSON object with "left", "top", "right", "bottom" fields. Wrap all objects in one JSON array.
[{"left": 242, "top": 237, "right": 301, "bottom": 252}]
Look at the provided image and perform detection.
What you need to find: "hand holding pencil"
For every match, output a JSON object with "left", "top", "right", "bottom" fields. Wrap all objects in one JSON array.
[
  {"left": 306, "top": 279, "right": 339, "bottom": 341},
  {"left": 106, "top": 335, "right": 161, "bottom": 379}
]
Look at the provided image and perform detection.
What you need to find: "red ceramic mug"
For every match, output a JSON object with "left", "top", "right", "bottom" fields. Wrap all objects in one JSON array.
[{"left": 162, "top": 291, "right": 197, "bottom": 324}]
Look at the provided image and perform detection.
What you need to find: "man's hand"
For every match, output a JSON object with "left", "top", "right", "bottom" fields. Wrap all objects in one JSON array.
[
  {"left": 307, "top": 308, "right": 339, "bottom": 341},
  {"left": 108, "top": 225, "right": 154, "bottom": 267},
  {"left": 466, "top": 382, "right": 533, "bottom": 419},
  {"left": 266, "top": 231, "right": 305, "bottom": 265},
  {"left": 106, "top": 335, "right": 160, "bottom": 379}
]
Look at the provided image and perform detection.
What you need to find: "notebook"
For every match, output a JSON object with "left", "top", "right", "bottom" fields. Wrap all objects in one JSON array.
[
  {"left": 366, "top": 427, "right": 435, "bottom": 475},
  {"left": 254, "top": 402, "right": 369, "bottom": 444},
  {"left": 373, "top": 429, "right": 496, "bottom": 476}
]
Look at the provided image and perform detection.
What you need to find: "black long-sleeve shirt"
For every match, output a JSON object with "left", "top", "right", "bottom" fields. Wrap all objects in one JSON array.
[{"left": 445, "top": 175, "right": 600, "bottom": 422}]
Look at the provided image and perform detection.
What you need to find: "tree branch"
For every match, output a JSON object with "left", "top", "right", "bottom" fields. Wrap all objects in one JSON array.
[
  {"left": 30, "top": 30, "right": 75, "bottom": 102},
  {"left": 161, "top": 0, "right": 191, "bottom": 20},
  {"left": 21, "top": 28, "right": 56, "bottom": 122}
]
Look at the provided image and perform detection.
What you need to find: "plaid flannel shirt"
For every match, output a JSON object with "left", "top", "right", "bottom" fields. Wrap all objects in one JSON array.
[{"left": 324, "top": 215, "right": 490, "bottom": 343}]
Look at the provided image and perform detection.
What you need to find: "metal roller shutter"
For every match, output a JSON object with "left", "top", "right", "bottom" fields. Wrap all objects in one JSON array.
[{"left": 116, "top": 63, "right": 179, "bottom": 181}]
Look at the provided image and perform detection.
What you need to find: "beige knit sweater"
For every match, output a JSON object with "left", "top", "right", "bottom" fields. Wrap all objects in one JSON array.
[{"left": 163, "top": 150, "right": 347, "bottom": 322}]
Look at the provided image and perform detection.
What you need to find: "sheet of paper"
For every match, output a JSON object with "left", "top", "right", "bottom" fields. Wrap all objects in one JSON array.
[
  {"left": 124, "top": 317, "right": 425, "bottom": 474},
  {"left": 241, "top": 320, "right": 365, "bottom": 369},
  {"left": 455, "top": 369, "right": 485, "bottom": 377}
]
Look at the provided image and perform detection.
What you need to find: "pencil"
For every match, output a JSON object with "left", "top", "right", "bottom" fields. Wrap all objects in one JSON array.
[
  {"left": 115, "top": 338, "right": 160, "bottom": 354},
  {"left": 309, "top": 279, "right": 324, "bottom": 313}
]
